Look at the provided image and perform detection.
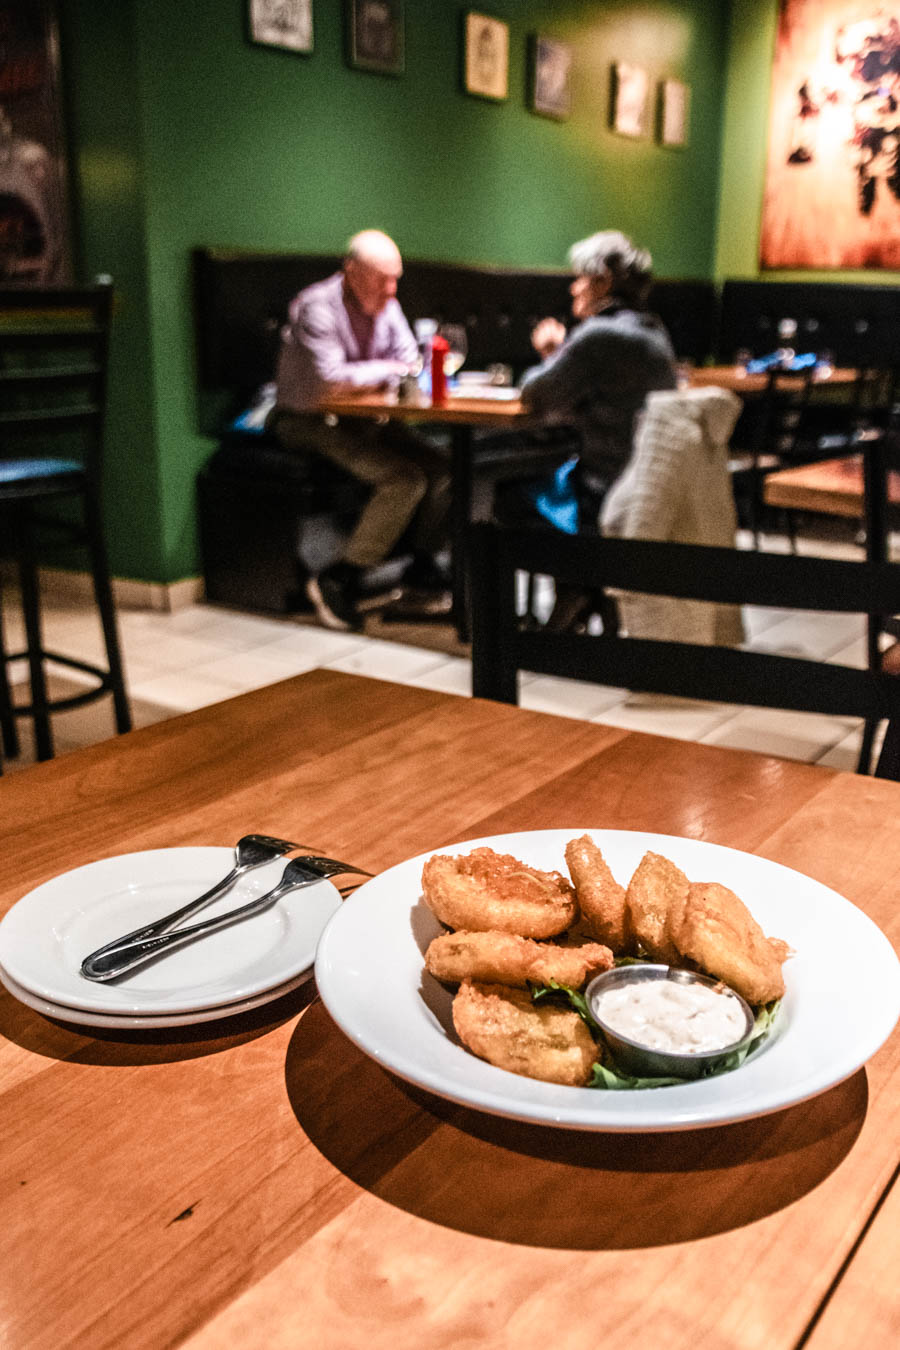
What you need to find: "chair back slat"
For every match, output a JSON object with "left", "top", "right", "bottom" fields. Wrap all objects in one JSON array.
[
  {"left": 0, "top": 282, "right": 113, "bottom": 482},
  {"left": 469, "top": 521, "right": 900, "bottom": 778}
]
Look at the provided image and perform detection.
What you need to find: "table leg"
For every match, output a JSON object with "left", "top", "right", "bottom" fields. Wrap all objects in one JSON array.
[
  {"left": 450, "top": 424, "right": 473, "bottom": 641},
  {"left": 859, "top": 433, "right": 887, "bottom": 773}
]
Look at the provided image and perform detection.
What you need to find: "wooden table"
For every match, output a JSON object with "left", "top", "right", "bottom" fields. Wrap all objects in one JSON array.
[
  {"left": 689, "top": 365, "right": 858, "bottom": 394},
  {"left": 1, "top": 670, "right": 898, "bottom": 1349},
  {"left": 317, "top": 390, "right": 532, "bottom": 637},
  {"left": 764, "top": 453, "right": 900, "bottom": 519}
]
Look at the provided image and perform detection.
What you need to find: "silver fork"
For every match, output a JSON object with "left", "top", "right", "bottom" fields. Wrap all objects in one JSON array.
[
  {"left": 79, "top": 834, "right": 310, "bottom": 977},
  {"left": 80, "top": 855, "right": 373, "bottom": 982}
]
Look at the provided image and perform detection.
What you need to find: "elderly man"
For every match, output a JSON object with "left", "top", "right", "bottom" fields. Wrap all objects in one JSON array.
[{"left": 271, "top": 229, "right": 450, "bottom": 631}]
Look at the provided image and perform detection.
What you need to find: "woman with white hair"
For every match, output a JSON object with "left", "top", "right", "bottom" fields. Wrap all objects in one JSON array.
[
  {"left": 521, "top": 229, "right": 676, "bottom": 504},
  {"left": 515, "top": 229, "right": 677, "bottom": 629}
]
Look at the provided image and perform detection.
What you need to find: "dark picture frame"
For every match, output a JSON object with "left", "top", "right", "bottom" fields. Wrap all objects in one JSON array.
[
  {"left": 0, "top": 0, "right": 71, "bottom": 284},
  {"left": 529, "top": 34, "right": 573, "bottom": 120},
  {"left": 346, "top": 0, "right": 405, "bottom": 76},
  {"left": 246, "top": 0, "right": 314, "bottom": 55},
  {"left": 463, "top": 11, "right": 509, "bottom": 102},
  {"left": 611, "top": 61, "right": 650, "bottom": 138}
]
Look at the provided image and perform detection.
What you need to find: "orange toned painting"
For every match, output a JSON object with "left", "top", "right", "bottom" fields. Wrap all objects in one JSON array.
[{"left": 760, "top": 1, "right": 900, "bottom": 269}]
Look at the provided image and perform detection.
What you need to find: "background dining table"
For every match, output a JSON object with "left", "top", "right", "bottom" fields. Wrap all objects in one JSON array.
[{"left": 0, "top": 669, "right": 897, "bottom": 1349}]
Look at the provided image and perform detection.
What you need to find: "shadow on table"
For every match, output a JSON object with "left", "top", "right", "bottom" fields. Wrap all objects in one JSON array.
[
  {"left": 0, "top": 979, "right": 318, "bottom": 1066},
  {"left": 285, "top": 1000, "right": 867, "bottom": 1251}
]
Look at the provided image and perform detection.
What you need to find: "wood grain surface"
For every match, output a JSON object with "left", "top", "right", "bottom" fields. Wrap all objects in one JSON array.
[
  {"left": 764, "top": 454, "right": 900, "bottom": 519},
  {"left": 0, "top": 671, "right": 897, "bottom": 1350},
  {"left": 316, "top": 390, "right": 529, "bottom": 425}
]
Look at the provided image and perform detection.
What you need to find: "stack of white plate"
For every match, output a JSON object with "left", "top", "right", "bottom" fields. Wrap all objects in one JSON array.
[{"left": 0, "top": 847, "right": 341, "bottom": 1029}]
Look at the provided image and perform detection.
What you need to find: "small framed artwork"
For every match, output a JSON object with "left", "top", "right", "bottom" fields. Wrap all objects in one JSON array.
[
  {"left": 659, "top": 78, "right": 691, "bottom": 147},
  {"left": 347, "top": 0, "right": 405, "bottom": 76},
  {"left": 464, "top": 12, "right": 509, "bottom": 102},
  {"left": 611, "top": 62, "right": 649, "bottom": 138},
  {"left": 530, "top": 35, "right": 573, "bottom": 121},
  {"left": 247, "top": 0, "right": 314, "bottom": 55}
]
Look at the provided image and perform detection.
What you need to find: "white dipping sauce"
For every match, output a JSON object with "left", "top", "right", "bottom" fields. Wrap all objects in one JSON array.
[{"left": 594, "top": 979, "right": 748, "bottom": 1055}]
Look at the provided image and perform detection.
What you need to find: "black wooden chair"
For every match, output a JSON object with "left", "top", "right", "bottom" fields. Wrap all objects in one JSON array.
[
  {"left": 0, "top": 280, "right": 130, "bottom": 767},
  {"left": 469, "top": 522, "right": 900, "bottom": 779}
]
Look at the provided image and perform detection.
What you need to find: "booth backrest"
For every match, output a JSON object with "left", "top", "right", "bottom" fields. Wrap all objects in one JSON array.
[
  {"left": 192, "top": 247, "right": 716, "bottom": 430},
  {"left": 718, "top": 279, "right": 900, "bottom": 368}
]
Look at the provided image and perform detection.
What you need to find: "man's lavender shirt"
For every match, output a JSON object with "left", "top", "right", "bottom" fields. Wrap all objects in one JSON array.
[{"left": 275, "top": 270, "right": 419, "bottom": 412}]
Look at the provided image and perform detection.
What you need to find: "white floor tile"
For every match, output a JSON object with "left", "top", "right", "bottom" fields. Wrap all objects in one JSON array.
[
  {"left": 323, "top": 638, "right": 450, "bottom": 681},
  {"left": 189, "top": 648, "right": 323, "bottom": 692},
  {"left": 255, "top": 626, "right": 371, "bottom": 664},
  {"left": 408, "top": 658, "right": 472, "bottom": 696},
  {"left": 119, "top": 630, "right": 250, "bottom": 672},
  {"left": 744, "top": 610, "right": 864, "bottom": 661},
  {"left": 520, "top": 675, "right": 627, "bottom": 720},
  {"left": 701, "top": 706, "right": 858, "bottom": 763},
  {"left": 126, "top": 670, "right": 243, "bottom": 714},
  {"left": 594, "top": 695, "right": 739, "bottom": 742}
]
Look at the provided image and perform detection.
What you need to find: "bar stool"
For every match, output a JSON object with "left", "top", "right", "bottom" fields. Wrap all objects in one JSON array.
[{"left": 0, "top": 280, "right": 130, "bottom": 769}]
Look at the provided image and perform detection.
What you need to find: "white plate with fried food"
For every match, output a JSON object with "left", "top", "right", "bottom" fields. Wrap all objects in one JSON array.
[{"left": 314, "top": 829, "right": 900, "bottom": 1132}]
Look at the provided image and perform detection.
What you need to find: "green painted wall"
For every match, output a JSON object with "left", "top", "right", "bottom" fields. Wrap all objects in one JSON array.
[
  {"left": 715, "top": 0, "right": 900, "bottom": 285},
  {"left": 60, "top": 0, "right": 730, "bottom": 585},
  {"left": 59, "top": 0, "right": 163, "bottom": 580}
]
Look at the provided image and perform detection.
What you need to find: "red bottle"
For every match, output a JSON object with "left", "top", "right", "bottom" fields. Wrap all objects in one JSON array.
[{"left": 430, "top": 334, "right": 449, "bottom": 406}]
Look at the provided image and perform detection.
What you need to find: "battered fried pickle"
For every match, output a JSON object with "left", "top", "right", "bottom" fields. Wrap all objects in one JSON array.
[
  {"left": 422, "top": 847, "right": 577, "bottom": 938},
  {"left": 626, "top": 851, "right": 690, "bottom": 963},
  {"left": 452, "top": 980, "right": 597, "bottom": 1086},
  {"left": 565, "top": 834, "right": 629, "bottom": 949},
  {"left": 673, "top": 881, "right": 786, "bottom": 1004},
  {"left": 425, "top": 929, "right": 613, "bottom": 989}
]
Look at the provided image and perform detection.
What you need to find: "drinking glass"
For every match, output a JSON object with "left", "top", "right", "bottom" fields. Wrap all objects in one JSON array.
[{"left": 438, "top": 324, "right": 468, "bottom": 379}]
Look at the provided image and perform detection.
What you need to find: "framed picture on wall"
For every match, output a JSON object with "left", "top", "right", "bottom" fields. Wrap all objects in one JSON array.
[
  {"left": 464, "top": 12, "right": 509, "bottom": 101},
  {"left": 611, "top": 62, "right": 649, "bottom": 138},
  {"left": 0, "top": 0, "right": 72, "bottom": 284},
  {"left": 529, "top": 35, "right": 573, "bottom": 120},
  {"left": 659, "top": 78, "right": 690, "bottom": 147},
  {"left": 246, "top": 0, "right": 314, "bottom": 55},
  {"left": 347, "top": 0, "right": 405, "bottom": 76},
  {"left": 761, "top": 0, "right": 900, "bottom": 269}
]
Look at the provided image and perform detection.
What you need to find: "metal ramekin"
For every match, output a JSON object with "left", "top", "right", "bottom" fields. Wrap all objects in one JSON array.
[{"left": 585, "top": 964, "right": 756, "bottom": 1080}]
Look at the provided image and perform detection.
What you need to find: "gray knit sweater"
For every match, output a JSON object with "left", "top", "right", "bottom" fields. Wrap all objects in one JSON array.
[{"left": 519, "top": 303, "right": 677, "bottom": 489}]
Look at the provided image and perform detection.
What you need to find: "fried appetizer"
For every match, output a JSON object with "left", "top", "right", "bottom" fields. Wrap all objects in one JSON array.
[
  {"left": 626, "top": 850, "right": 690, "bottom": 963},
  {"left": 425, "top": 929, "right": 613, "bottom": 989},
  {"left": 452, "top": 980, "right": 597, "bottom": 1086},
  {"left": 674, "top": 881, "right": 786, "bottom": 1004},
  {"left": 565, "top": 834, "right": 629, "bottom": 949},
  {"left": 422, "top": 847, "right": 577, "bottom": 938}
]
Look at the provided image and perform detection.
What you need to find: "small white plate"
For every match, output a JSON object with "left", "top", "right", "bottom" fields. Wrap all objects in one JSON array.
[
  {"left": 449, "top": 385, "right": 520, "bottom": 401},
  {"left": 0, "top": 847, "right": 341, "bottom": 1015},
  {"left": 0, "top": 962, "right": 312, "bottom": 1029},
  {"left": 315, "top": 829, "right": 900, "bottom": 1132}
]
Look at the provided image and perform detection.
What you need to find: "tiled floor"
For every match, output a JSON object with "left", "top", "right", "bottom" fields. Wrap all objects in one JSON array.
[{"left": 0, "top": 526, "right": 888, "bottom": 777}]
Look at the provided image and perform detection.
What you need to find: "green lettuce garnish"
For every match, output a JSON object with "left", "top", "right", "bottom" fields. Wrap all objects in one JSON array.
[{"left": 531, "top": 976, "right": 781, "bottom": 1091}]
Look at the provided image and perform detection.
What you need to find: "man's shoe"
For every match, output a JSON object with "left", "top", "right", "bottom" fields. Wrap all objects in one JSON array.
[
  {"left": 402, "top": 553, "right": 452, "bottom": 593},
  {"left": 305, "top": 568, "right": 363, "bottom": 632},
  {"left": 384, "top": 586, "right": 453, "bottom": 620}
]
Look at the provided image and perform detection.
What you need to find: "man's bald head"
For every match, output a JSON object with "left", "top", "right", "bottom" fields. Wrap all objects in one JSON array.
[{"left": 344, "top": 230, "right": 403, "bottom": 315}]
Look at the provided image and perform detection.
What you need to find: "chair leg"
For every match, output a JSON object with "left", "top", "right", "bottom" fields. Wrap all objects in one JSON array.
[
  {"left": 83, "top": 487, "right": 131, "bottom": 735},
  {"left": 857, "top": 718, "right": 877, "bottom": 774},
  {"left": 0, "top": 585, "right": 21, "bottom": 759},
  {"left": 15, "top": 507, "right": 54, "bottom": 761}
]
